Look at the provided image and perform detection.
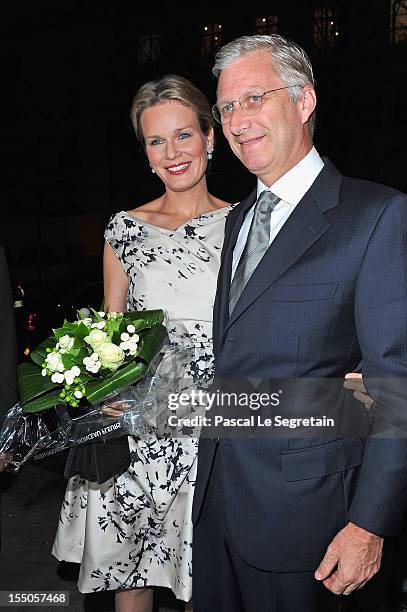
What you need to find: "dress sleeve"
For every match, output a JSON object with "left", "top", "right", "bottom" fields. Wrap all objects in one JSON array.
[
  {"left": 104, "top": 212, "right": 143, "bottom": 277},
  {"left": 104, "top": 213, "right": 126, "bottom": 262}
]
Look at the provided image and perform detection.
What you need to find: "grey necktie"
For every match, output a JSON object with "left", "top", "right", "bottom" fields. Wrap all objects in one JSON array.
[{"left": 229, "top": 190, "right": 281, "bottom": 315}]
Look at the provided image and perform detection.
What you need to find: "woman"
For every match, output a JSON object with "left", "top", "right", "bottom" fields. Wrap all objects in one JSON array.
[{"left": 52, "top": 74, "right": 232, "bottom": 612}]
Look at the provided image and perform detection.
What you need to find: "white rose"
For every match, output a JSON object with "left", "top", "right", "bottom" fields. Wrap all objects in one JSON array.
[
  {"left": 84, "top": 329, "right": 108, "bottom": 350},
  {"left": 82, "top": 317, "right": 93, "bottom": 327},
  {"left": 97, "top": 342, "right": 125, "bottom": 371},
  {"left": 127, "top": 324, "right": 136, "bottom": 334},
  {"left": 71, "top": 365, "right": 81, "bottom": 377},
  {"left": 45, "top": 352, "right": 65, "bottom": 373},
  {"left": 64, "top": 367, "right": 80, "bottom": 386},
  {"left": 91, "top": 321, "right": 106, "bottom": 330},
  {"left": 128, "top": 335, "right": 139, "bottom": 352},
  {"left": 51, "top": 372, "right": 64, "bottom": 384},
  {"left": 83, "top": 355, "right": 101, "bottom": 373},
  {"left": 107, "top": 312, "right": 121, "bottom": 320},
  {"left": 74, "top": 390, "right": 83, "bottom": 399},
  {"left": 58, "top": 335, "right": 75, "bottom": 353},
  {"left": 98, "top": 312, "right": 106, "bottom": 318}
]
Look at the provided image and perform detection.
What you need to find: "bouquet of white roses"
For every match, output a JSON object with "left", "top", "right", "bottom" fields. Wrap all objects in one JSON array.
[
  {"left": 0, "top": 308, "right": 169, "bottom": 474},
  {"left": 18, "top": 308, "right": 166, "bottom": 412}
]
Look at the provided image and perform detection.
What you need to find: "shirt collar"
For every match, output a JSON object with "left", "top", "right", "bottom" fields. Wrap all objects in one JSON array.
[{"left": 256, "top": 147, "right": 324, "bottom": 206}]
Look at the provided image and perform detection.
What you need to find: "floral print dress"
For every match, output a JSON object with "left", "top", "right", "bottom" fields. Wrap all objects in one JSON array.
[{"left": 52, "top": 205, "right": 234, "bottom": 601}]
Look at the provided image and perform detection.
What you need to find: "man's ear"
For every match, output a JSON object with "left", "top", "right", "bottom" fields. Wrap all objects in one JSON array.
[{"left": 300, "top": 87, "right": 317, "bottom": 125}]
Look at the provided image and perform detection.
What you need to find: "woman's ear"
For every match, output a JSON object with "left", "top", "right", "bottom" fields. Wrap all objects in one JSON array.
[{"left": 206, "top": 126, "right": 215, "bottom": 151}]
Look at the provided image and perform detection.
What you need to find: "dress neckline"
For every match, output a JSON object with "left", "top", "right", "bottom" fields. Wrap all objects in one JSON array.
[{"left": 121, "top": 204, "right": 235, "bottom": 233}]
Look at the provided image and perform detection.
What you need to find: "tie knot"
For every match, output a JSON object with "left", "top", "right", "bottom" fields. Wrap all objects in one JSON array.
[{"left": 256, "top": 190, "right": 280, "bottom": 213}]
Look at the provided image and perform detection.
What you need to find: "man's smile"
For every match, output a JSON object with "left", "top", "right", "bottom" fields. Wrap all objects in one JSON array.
[{"left": 237, "top": 135, "right": 265, "bottom": 147}]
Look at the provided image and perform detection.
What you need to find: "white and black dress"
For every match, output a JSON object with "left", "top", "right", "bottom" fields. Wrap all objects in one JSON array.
[{"left": 52, "top": 205, "right": 234, "bottom": 601}]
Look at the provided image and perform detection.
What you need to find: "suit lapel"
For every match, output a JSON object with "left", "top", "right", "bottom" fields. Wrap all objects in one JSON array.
[
  {"left": 214, "top": 187, "right": 257, "bottom": 345},
  {"left": 221, "top": 158, "right": 343, "bottom": 339}
]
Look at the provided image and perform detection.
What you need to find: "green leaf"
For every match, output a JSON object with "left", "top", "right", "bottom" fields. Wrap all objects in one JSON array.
[
  {"left": 90, "top": 308, "right": 105, "bottom": 322},
  {"left": 75, "top": 322, "right": 91, "bottom": 342},
  {"left": 22, "top": 391, "right": 63, "bottom": 413},
  {"left": 61, "top": 353, "right": 79, "bottom": 370},
  {"left": 125, "top": 309, "right": 164, "bottom": 329},
  {"left": 30, "top": 337, "right": 56, "bottom": 367},
  {"left": 54, "top": 322, "right": 78, "bottom": 340},
  {"left": 137, "top": 323, "right": 167, "bottom": 363},
  {"left": 86, "top": 322, "right": 167, "bottom": 404},
  {"left": 18, "top": 363, "right": 59, "bottom": 405},
  {"left": 86, "top": 359, "right": 148, "bottom": 404}
]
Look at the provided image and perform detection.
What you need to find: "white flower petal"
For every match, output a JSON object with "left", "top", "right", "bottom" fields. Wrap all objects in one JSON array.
[
  {"left": 51, "top": 373, "right": 64, "bottom": 384},
  {"left": 64, "top": 373, "right": 74, "bottom": 385}
]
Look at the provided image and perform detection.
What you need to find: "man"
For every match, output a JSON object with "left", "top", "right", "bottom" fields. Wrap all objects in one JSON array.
[{"left": 192, "top": 34, "right": 407, "bottom": 611}]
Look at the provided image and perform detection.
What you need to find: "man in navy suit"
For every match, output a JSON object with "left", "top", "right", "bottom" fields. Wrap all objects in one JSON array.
[{"left": 192, "top": 34, "right": 407, "bottom": 611}]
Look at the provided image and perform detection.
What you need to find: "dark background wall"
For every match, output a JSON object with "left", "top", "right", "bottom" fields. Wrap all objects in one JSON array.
[{"left": 1, "top": 0, "right": 407, "bottom": 300}]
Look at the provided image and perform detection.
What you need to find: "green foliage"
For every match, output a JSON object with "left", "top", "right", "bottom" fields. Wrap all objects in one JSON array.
[
  {"left": 18, "top": 363, "right": 57, "bottom": 405},
  {"left": 53, "top": 321, "right": 78, "bottom": 340},
  {"left": 22, "top": 390, "right": 63, "bottom": 413},
  {"left": 30, "top": 337, "right": 56, "bottom": 367},
  {"left": 84, "top": 322, "right": 167, "bottom": 404}
]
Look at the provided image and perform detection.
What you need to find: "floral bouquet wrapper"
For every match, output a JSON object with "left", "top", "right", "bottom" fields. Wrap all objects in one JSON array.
[{"left": 0, "top": 308, "right": 201, "bottom": 476}]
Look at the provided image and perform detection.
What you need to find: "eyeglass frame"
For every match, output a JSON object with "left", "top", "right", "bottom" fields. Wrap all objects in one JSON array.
[{"left": 212, "top": 85, "right": 302, "bottom": 125}]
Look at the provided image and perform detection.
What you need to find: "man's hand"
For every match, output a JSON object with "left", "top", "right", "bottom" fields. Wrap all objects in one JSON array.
[
  {"left": 343, "top": 373, "right": 374, "bottom": 410},
  {"left": 315, "top": 522, "right": 383, "bottom": 595}
]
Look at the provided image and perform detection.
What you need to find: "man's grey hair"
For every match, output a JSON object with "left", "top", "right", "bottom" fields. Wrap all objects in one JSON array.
[{"left": 213, "top": 34, "right": 316, "bottom": 135}]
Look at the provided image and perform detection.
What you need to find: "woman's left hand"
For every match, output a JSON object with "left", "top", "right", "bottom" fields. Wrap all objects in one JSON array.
[{"left": 101, "top": 401, "right": 128, "bottom": 417}]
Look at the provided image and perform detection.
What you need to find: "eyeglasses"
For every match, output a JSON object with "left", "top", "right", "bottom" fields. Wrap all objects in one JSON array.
[{"left": 212, "top": 85, "right": 301, "bottom": 125}]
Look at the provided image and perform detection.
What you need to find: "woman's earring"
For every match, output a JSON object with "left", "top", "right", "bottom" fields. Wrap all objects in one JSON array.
[
  {"left": 150, "top": 165, "right": 155, "bottom": 174},
  {"left": 207, "top": 148, "right": 213, "bottom": 160}
]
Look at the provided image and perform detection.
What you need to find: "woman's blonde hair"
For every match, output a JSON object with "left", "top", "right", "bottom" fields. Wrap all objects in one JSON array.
[{"left": 130, "top": 74, "right": 214, "bottom": 142}]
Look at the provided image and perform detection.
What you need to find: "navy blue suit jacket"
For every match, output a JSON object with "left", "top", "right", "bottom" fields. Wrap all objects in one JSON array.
[{"left": 193, "top": 159, "right": 407, "bottom": 572}]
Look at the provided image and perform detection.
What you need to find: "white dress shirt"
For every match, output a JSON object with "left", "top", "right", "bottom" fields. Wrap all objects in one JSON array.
[{"left": 231, "top": 147, "right": 324, "bottom": 280}]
